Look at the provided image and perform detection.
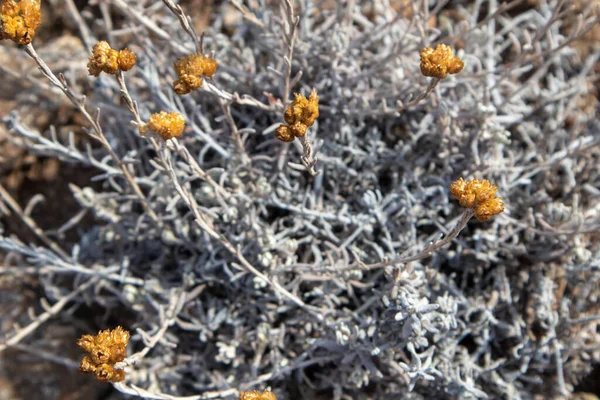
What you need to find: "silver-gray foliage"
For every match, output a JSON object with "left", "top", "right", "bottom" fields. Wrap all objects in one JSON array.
[{"left": 1, "top": 0, "right": 599, "bottom": 399}]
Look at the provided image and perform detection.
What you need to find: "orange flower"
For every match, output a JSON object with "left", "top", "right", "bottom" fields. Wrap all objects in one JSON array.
[
  {"left": 93, "top": 363, "right": 117, "bottom": 382},
  {"left": 275, "top": 125, "right": 294, "bottom": 142},
  {"left": 173, "top": 53, "right": 218, "bottom": 95},
  {"left": 474, "top": 198, "right": 504, "bottom": 222},
  {"left": 239, "top": 390, "right": 277, "bottom": 400},
  {"left": 88, "top": 42, "right": 137, "bottom": 76},
  {"left": 420, "top": 44, "right": 464, "bottom": 79},
  {"left": 285, "top": 89, "right": 319, "bottom": 127},
  {"left": 276, "top": 88, "right": 319, "bottom": 142},
  {"left": 0, "top": 0, "right": 41, "bottom": 45},
  {"left": 450, "top": 178, "right": 504, "bottom": 222},
  {"left": 289, "top": 121, "right": 308, "bottom": 138},
  {"left": 77, "top": 326, "right": 130, "bottom": 383},
  {"left": 118, "top": 49, "right": 137, "bottom": 71},
  {"left": 147, "top": 111, "right": 186, "bottom": 140}
]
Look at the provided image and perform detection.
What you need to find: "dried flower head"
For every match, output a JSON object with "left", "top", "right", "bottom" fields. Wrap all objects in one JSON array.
[
  {"left": 239, "top": 390, "right": 277, "bottom": 400},
  {"left": 88, "top": 41, "right": 137, "bottom": 76},
  {"left": 77, "top": 326, "right": 129, "bottom": 383},
  {"left": 200, "top": 57, "right": 218, "bottom": 77},
  {"left": 79, "top": 356, "right": 96, "bottom": 373},
  {"left": 450, "top": 178, "right": 504, "bottom": 222},
  {"left": 289, "top": 121, "right": 308, "bottom": 138},
  {"left": 474, "top": 198, "right": 505, "bottom": 222},
  {"left": 285, "top": 89, "right": 320, "bottom": 127},
  {"left": 91, "top": 364, "right": 126, "bottom": 383},
  {"left": 173, "top": 53, "right": 218, "bottom": 95},
  {"left": 0, "top": 0, "right": 41, "bottom": 45},
  {"left": 276, "top": 88, "right": 319, "bottom": 142},
  {"left": 420, "top": 44, "right": 464, "bottom": 79},
  {"left": 118, "top": 49, "right": 137, "bottom": 71},
  {"left": 275, "top": 125, "right": 294, "bottom": 142},
  {"left": 147, "top": 111, "right": 186, "bottom": 140},
  {"left": 93, "top": 363, "right": 115, "bottom": 382},
  {"left": 88, "top": 41, "right": 118, "bottom": 76}
]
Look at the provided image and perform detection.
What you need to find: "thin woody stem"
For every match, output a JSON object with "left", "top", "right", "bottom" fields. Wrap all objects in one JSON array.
[
  {"left": 358, "top": 209, "right": 474, "bottom": 271},
  {"left": 398, "top": 78, "right": 441, "bottom": 112},
  {"left": 297, "top": 210, "right": 475, "bottom": 274},
  {"left": 281, "top": 0, "right": 299, "bottom": 106},
  {"left": 23, "top": 44, "right": 161, "bottom": 225},
  {"left": 217, "top": 97, "right": 250, "bottom": 163}
]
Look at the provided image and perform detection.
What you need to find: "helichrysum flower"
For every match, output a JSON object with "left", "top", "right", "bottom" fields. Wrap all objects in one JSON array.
[
  {"left": 275, "top": 88, "right": 319, "bottom": 142},
  {"left": 450, "top": 178, "right": 504, "bottom": 222},
  {"left": 284, "top": 89, "right": 319, "bottom": 127},
  {"left": 87, "top": 41, "right": 136, "bottom": 77},
  {"left": 93, "top": 363, "right": 125, "bottom": 383},
  {"left": 77, "top": 326, "right": 130, "bottom": 383},
  {"left": 274, "top": 125, "right": 294, "bottom": 143},
  {"left": 118, "top": 49, "right": 137, "bottom": 71},
  {"left": 289, "top": 121, "right": 307, "bottom": 138},
  {"left": 239, "top": 390, "right": 277, "bottom": 400},
  {"left": 147, "top": 111, "right": 186, "bottom": 140},
  {"left": 173, "top": 53, "right": 218, "bottom": 95},
  {"left": 0, "top": 0, "right": 41, "bottom": 45},
  {"left": 420, "top": 44, "right": 464, "bottom": 79}
]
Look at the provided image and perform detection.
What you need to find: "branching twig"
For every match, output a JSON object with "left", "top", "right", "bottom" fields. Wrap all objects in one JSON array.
[{"left": 23, "top": 44, "right": 161, "bottom": 225}]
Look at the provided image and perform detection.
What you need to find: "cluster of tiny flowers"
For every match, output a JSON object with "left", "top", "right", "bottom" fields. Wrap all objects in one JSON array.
[
  {"left": 173, "top": 53, "right": 218, "bottom": 95},
  {"left": 0, "top": 0, "right": 41, "bottom": 45},
  {"left": 420, "top": 44, "right": 464, "bottom": 79},
  {"left": 87, "top": 41, "right": 136, "bottom": 77},
  {"left": 239, "top": 390, "right": 277, "bottom": 400},
  {"left": 77, "top": 326, "right": 130, "bottom": 383},
  {"left": 450, "top": 178, "right": 505, "bottom": 222},
  {"left": 146, "top": 111, "right": 186, "bottom": 140},
  {"left": 275, "top": 89, "right": 319, "bottom": 142}
]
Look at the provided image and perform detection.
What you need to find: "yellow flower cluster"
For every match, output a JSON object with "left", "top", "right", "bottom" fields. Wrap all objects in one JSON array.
[
  {"left": 147, "top": 111, "right": 186, "bottom": 140},
  {"left": 77, "top": 326, "right": 130, "bottom": 383},
  {"left": 173, "top": 53, "right": 218, "bottom": 95},
  {"left": 450, "top": 178, "right": 505, "bottom": 222},
  {"left": 0, "top": 0, "right": 41, "bottom": 45},
  {"left": 420, "top": 44, "right": 464, "bottom": 79},
  {"left": 240, "top": 390, "right": 277, "bottom": 400},
  {"left": 275, "top": 89, "right": 319, "bottom": 142},
  {"left": 87, "top": 41, "right": 136, "bottom": 77}
]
